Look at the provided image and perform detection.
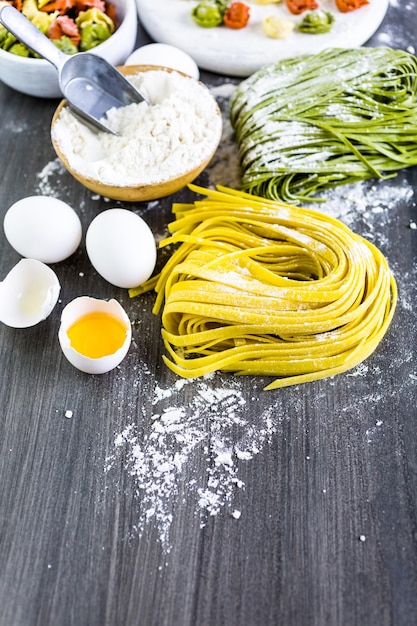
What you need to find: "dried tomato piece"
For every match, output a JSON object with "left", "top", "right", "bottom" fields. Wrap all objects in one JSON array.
[
  {"left": 335, "top": 0, "right": 369, "bottom": 12},
  {"left": 104, "top": 0, "right": 116, "bottom": 22},
  {"left": 48, "top": 15, "right": 81, "bottom": 46},
  {"left": 285, "top": 0, "right": 318, "bottom": 15},
  {"left": 8, "top": 0, "right": 23, "bottom": 12},
  {"left": 40, "top": 0, "right": 75, "bottom": 14},
  {"left": 223, "top": 2, "right": 250, "bottom": 29},
  {"left": 75, "top": 0, "right": 107, "bottom": 13}
]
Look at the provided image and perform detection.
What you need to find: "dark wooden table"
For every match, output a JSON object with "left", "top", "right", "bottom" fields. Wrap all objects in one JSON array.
[{"left": 1, "top": 4, "right": 417, "bottom": 625}]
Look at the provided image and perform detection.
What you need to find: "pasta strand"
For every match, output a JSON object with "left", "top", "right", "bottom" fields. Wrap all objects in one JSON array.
[
  {"left": 130, "top": 186, "right": 397, "bottom": 390},
  {"left": 229, "top": 47, "right": 417, "bottom": 203}
]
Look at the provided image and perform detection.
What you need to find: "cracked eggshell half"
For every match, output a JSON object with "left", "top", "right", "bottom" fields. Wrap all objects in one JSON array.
[
  {"left": 0, "top": 259, "right": 60, "bottom": 328},
  {"left": 58, "top": 296, "right": 132, "bottom": 374}
]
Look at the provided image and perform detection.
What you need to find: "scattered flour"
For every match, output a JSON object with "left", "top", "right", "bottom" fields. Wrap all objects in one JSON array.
[
  {"left": 36, "top": 158, "right": 68, "bottom": 196},
  {"left": 314, "top": 179, "right": 415, "bottom": 236},
  {"left": 105, "top": 373, "right": 278, "bottom": 547},
  {"left": 4, "top": 120, "right": 30, "bottom": 134},
  {"left": 104, "top": 89, "right": 417, "bottom": 548},
  {"left": 201, "top": 85, "right": 242, "bottom": 189},
  {"left": 32, "top": 81, "right": 417, "bottom": 550}
]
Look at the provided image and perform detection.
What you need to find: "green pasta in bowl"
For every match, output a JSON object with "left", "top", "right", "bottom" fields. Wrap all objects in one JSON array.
[{"left": 230, "top": 47, "right": 417, "bottom": 203}]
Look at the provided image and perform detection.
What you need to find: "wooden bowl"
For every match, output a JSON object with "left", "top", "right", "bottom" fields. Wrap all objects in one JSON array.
[{"left": 50, "top": 65, "right": 222, "bottom": 202}]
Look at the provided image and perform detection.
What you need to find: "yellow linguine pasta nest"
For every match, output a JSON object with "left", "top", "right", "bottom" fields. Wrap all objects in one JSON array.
[{"left": 130, "top": 185, "right": 397, "bottom": 390}]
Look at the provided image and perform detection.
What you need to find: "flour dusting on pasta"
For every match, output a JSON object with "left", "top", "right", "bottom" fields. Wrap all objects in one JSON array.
[{"left": 131, "top": 185, "right": 397, "bottom": 389}]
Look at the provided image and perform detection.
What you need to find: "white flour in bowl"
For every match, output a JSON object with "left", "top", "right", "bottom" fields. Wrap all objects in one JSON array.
[{"left": 51, "top": 70, "right": 222, "bottom": 186}]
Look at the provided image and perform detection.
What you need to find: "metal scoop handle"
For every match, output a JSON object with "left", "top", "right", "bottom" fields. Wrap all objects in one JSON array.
[
  {"left": 0, "top": 5, "right": 147, "bottom": 134},
  {"left": 0, "top": 4, "right": 67, "bottom": 70}
]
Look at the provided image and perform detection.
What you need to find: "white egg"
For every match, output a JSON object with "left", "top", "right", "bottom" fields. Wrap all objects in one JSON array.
[
  {"left": 58, "top": 296, "right": 132, "bottom": 374},
  {"left": 0, "top": 258, "right": 60, "bottom": 328},
  {"left": 125, "top": 43, "right": 200, "bottom": 80},
  {"left": 86, "top": 209, "right": 157, "bottom": 289},
  {"left": 4, "top": 196, "right": 82, "bottom": 264}
]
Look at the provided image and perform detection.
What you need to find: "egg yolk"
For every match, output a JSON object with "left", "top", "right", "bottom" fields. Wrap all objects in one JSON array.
[{"left": 67, "top": 312, "right": 127, "bottom": 359}]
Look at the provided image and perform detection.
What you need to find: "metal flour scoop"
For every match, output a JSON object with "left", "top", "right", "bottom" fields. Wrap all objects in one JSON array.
[{"left": 0, "top": 5, "right": 147, "bottom": 133}]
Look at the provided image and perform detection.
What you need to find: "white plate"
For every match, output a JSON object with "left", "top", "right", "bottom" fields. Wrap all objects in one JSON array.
[{"left": 137, "top": 0, "right": 389, "bottom": 77}]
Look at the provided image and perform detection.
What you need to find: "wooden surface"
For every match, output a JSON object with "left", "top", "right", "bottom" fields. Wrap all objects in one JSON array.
[{"left": 0, "top": 4, "right": 416, "bottom": 625}]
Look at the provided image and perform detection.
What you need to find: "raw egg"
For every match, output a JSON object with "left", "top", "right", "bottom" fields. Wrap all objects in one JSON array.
[
  {"left": 4, "top": 196, "right": 82, "bottom": 264},
  {"left": 0, "top": 258, "right": 60, "bottom": 328},
  {"left": 86, "top": 208, "right": 157, "bottom": 289},
  {"left": 58, "top": 296, "right": 132, "bottom": 374},
  {"left": 124, "top": 43, "right": 200, "bottom": 80}
]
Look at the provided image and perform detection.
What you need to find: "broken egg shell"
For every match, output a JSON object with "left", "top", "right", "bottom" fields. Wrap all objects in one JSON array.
[
  {"left": 58, "top": 296, "right": 132, "bottom": 374},
  {"left": 0, "top": 258, "right": 60, "bottom": 328}
]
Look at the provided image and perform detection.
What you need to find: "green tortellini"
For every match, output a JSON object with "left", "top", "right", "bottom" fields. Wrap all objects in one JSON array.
[
  {"left": 75, "top": 8, "right": 115, "bottom": 51},
  {"left": 297, "top": 10, "right": 335, "bottom": 34},
  {"left": 52, "top": 35, "right": 78, "bottom": 55},
  {"left": 191, "top": 2, "right": 225, "bottom": 28}
]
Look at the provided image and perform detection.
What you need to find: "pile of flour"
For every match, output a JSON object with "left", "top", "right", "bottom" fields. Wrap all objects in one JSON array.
[{"left": 51, "top": 70, "right": 222, "bottom": 186}]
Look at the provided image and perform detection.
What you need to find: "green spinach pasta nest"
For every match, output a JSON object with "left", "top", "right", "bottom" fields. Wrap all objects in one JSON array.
[
  {"left": 230, "top": 47, "right": 417, "bottom": 204},
  {"left": 130, "top": 185, "right": 397, "bottom": 390}
]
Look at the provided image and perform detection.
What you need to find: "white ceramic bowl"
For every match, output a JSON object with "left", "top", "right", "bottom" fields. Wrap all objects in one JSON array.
[{"left": 0, "top": 0, "right": 137, "bottom": 98}]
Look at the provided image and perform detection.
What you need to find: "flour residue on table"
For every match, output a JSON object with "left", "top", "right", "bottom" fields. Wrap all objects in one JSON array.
[
  {"left": 105, "top": 372, "right": 278, "bottom": 547},
  {"left": 32, "top": 82, "right": 417, "bottom": 551},
  {"left": 105, "top": 166, "right": 417, "bottom": 551}
]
